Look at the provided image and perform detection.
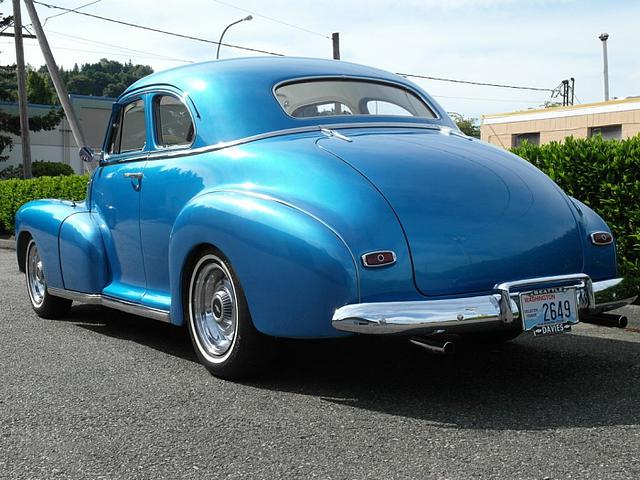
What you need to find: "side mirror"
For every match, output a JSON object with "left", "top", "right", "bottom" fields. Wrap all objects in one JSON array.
[{"left": 79, "top": 146, "right": 104, "bottom": 164}]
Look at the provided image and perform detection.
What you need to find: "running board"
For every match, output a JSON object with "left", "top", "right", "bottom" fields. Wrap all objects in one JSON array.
[{"left": 48, "top": 287, "right": 171, "bottom": 323}]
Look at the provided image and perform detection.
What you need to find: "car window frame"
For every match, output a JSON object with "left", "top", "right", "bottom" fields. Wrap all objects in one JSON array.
[
  {"left": 116, "top": 98, "right": 148, "bottom": 154},
  {"left": 272, "top": 76, "right": 439, "bottom": 121},
  {"left": 102, "top": 94, "right": 149, "bottom": 163},
  {"left": 149, "top": 91, "right": 197, "bottom": 152}
]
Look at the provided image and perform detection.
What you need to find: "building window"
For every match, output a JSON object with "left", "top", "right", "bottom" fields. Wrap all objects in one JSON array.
[
  {"left": 513, "top": 132, "right": 540, "bottom": 147},
  {"left": 589, "top": 124, "right": 621, "bottom": 140}
]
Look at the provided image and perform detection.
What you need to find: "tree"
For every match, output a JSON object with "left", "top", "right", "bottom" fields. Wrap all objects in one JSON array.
[
  {"left": 453, "top": 115, "right": 481, "bottom": 138},
  {"left": 0, "top": 1, "right": 63, "bottom": 163},
  {"left": 26, "top": 70, "right": 53, "bottom": 104}
]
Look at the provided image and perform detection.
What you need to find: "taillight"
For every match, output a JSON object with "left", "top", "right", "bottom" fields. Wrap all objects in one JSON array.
[{"left": 361, "top": 251, "right": 396, "bottom": 267}]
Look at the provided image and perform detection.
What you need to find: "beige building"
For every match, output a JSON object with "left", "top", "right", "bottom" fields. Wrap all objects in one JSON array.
[
  {"left": 0, "top": 94, "right": 113, "bottom": 174},
  {"left": 481, "top": 97, "right": 640, "bottom": 149}
]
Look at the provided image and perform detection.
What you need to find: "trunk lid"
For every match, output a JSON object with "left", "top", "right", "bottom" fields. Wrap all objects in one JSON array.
[{"left": 318, "top": 128, "right": 583, "bottom": 296}]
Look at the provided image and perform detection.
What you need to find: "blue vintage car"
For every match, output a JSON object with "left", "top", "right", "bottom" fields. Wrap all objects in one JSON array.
[{"left": 15, "top": 57, "right": 635, "bottom": 378}]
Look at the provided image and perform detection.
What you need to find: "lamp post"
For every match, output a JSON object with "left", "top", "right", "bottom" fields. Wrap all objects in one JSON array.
[
  {"left": 599, "top": 33, "right": 610, "bottom": 101},
  {"left": 216, "top": 15, "right": 253, "bottom": 59}
]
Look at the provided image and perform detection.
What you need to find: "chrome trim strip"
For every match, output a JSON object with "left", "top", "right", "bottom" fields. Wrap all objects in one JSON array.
[
  {"left": 48, "top": 287, "right": 171, "bottom": 323},
  {"left": 48, "top": 287, "right": 102, "bottom": 304},
  {"left": 320, "top": 127, "right": 352, "bottom": 142},
  {"left": 332, "top": 275, "right": 636, "bottom": 335},
  {"left": 100, "top": 122, "right": 455, "bottom": 165}
]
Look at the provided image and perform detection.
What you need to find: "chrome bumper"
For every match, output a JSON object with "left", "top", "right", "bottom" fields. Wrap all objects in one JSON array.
[{"left": 332, "top": 275, "right": 637, "bottom": 335}]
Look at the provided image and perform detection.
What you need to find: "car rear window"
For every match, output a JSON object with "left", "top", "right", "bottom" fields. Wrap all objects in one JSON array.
[{"left": 275, "top": 79, "right": 436, "bottom": 119}]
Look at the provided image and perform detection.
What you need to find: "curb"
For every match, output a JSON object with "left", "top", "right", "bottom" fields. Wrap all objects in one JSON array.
[{"left": 0, "top": 237, "right": 16, "bottom": 250}]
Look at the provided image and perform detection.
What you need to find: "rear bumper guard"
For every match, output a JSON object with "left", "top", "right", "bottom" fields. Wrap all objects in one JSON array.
[{"left": 331, "top": 275, "right": 636, "bottom": 335}]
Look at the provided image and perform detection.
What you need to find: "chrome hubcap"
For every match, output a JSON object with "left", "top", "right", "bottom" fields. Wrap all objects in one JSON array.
[
  {"left": 190, "top": 257, "right": 237, "bottom": 358},
  {"left": 26, "top": 241, "right": 46, "bottom": 307}
]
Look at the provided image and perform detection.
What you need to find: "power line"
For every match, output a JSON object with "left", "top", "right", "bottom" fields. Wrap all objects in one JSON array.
[
  {"left": 0, "top": 40, "right": 188, "bottom": 63},
  {"left": 41, "top": 0, "right": 101, "bottom": 26},
  {"left": 32, "top": 1, "right": 285, "bottom": 56},
  {"left": 397, "top": 72, "right": 554, "bottom": 92},
  {"left": 433, "top": 94, "right": 545, "bottom": 104},
  {"left": 209, "top": 0, "right": 330, "bottom": 39},
  {"left": 46, "top": 30, "right": 193, "bottom": 63}
]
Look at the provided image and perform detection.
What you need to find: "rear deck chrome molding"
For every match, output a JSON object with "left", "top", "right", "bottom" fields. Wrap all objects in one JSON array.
[
  {"left": 48, "top": 287, "right": 171, "bottom": 323},
  {"left": 332, "top": 275, "right": 636, "bottom": 335}
]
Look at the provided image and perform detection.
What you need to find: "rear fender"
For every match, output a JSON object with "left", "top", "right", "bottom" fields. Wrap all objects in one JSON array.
[
  {"left": 569, "top": 197, "right": 617, "bottom": 280},
  {"left": 169, "top": 191, "right": 358, "bottom": 338}
]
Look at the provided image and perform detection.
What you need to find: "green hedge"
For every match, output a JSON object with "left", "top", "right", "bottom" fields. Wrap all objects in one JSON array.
[
  {"left": 0, "top": 161, "right": 75, "bottom": 180},
  {"left": 0, "top": 175, "right": 88, "bottom": 233},
  {"left": 512, "top": 135, "right": 640, "bottom": 287}
]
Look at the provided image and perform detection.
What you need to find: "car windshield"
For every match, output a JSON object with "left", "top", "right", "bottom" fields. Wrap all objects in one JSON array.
[{"left": 274, "top": 79, "right": 436, "bottom": 119}]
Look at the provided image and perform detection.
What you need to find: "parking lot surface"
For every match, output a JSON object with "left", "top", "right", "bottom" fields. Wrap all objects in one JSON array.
[{"left": 1, "top": 248, "right": 639, "bottom": 479}]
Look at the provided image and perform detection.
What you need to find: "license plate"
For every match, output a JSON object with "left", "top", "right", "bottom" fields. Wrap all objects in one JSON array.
[{"left": 520, "top": 287, "right": 579, "bottom": 336}]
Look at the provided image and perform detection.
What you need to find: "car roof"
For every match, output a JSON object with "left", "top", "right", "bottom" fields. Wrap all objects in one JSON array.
[{"left": 121, "top": 57, "right": 453, "bottom": 146}]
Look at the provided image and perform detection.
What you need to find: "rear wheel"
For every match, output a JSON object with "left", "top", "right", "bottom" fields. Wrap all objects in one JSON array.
[
  {"left": 25, "top": 239, "right": 72, "bottom": 319},
  {"left": 186, "top": 248, "right": 274, "bottom": 379}
]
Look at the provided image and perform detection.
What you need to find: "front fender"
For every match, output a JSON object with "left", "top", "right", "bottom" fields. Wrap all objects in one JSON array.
[
  {"left": 58, "top": 212, "right": 109, "bottom": 293},
  {"left": 15, "top": 200, "right": 84, "bottom": 288},
  {"left": 169, "top": 191, "right": 359, "bottom": 338}
]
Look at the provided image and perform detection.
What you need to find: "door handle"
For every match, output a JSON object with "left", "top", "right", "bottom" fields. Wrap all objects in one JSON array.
[{"left": 123, "top": 172, "right": 143, "bottom": 191}]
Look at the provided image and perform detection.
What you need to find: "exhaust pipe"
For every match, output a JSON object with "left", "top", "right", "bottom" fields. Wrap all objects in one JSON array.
[
  {"left": 582, "top": 313, "right": 628, "bottom": 329},
  {"left": 410, "top": 336, "right": 456, "bottom": 355}
]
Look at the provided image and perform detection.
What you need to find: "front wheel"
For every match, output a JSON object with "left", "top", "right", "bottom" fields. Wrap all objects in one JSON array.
[
  {"left": 186, "top": 248, "right": 274, "bottom": 379},
  {"left": 25, "top": 239, "right": 72, "bottom": 319}
]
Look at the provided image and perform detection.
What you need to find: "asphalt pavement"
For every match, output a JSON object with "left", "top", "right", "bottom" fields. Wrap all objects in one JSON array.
[{"left": 1, "top": 247, "right": 639, "bottom": 480}]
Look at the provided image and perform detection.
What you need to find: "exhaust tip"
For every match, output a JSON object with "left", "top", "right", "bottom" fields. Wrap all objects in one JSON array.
[
  {"left": 410, "top": 337, "right": 456, "bottom": 355},
  {"left": 618, "top": 315, "right": 628, "bottom": 329},
  {"left": 582, "top": 313, "right": 629, "bottom": 329},
  {"left": 442, "top": 341, "right": 456, "bottom": 355}
]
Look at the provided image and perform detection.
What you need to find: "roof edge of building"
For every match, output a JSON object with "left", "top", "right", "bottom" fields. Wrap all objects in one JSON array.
[{"left": 482, "top": 97, "right": 640, "bottom": 125}]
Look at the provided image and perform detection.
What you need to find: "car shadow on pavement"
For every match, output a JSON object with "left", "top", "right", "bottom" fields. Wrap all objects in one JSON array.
[
  {"left": 250, "top": 333, "right": 640, "bottom": 431},
  {"left": 62, "top": 304, "right": 640, "bottom": 431},
  {"left": 65, "top": 304, "right": 197, "bottom": 363}
]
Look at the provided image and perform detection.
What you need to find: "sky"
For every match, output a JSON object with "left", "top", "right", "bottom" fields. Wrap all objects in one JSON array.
[{"left": 1, "top": 0, "right": 639, "bottom": 119}]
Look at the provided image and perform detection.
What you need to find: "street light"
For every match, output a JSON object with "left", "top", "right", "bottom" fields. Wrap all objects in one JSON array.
[
  {"left": 216, "top": 15, "right": 253, "bottom": 60},
  {"left": 599, "top": 32, "right": 610, "bottom": 101}
]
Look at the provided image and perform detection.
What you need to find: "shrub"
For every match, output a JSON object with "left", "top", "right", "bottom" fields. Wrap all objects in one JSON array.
[
  {"left": 32, "top": 161, "right": 75, "bottom": 177},
  {"left": 0, "top": 161, "right": 75, "bottom": 180},
  {"left": 0, "top": 175, "right": 88, "bottom": 233},
  {"left": 512, "top": 135, "right": 640, "bottom": 289}
]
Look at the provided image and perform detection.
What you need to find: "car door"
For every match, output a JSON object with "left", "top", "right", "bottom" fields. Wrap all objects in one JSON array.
[
  {"left": 91, "top": 96, "right": 149, "bottom": 303},
  {"left": 139, "top": 91, "right": 203, "bottom": 311}
]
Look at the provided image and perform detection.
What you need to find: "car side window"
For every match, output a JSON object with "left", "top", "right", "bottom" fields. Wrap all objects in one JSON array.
[
  {"left": 154, "top": 95, "right": 194, "bottom": 148},
  {"left": 119, "top": 99, "right": 147, "bottom": 153},
  {"left": 108, "top": 99, "right": 146, "bottom": 155}
]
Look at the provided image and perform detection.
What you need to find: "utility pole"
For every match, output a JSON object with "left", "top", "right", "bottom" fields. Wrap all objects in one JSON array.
[
  {"left": 12, "top": 0, "right": 33, "bottom": 178},
  {"left": 570, "top": 77, "right": 575, "bottom": 105},
  {"left": 561, "top": 79, "right": 569, "bottom": 106},
  {"left": 599, "top": 33, "right": 609, "bottom": 101},
  {"left": 22, "top": 0, "right": 89, "bottom": 165},
  {"left": 332, "top": 32, "right": 340, "bottom": 60}
]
